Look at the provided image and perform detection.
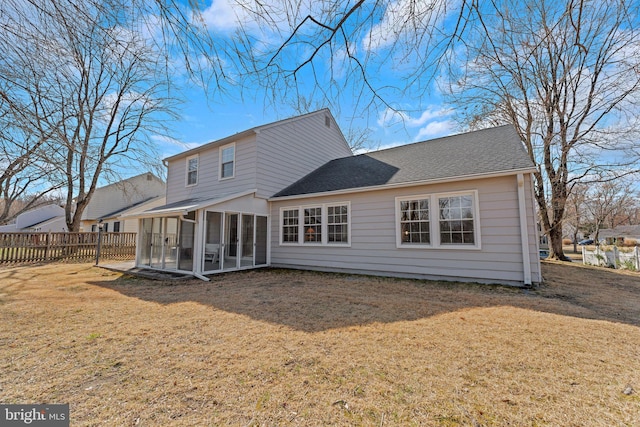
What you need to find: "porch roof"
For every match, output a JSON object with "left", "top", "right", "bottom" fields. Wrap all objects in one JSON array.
[{"left": 119, "top": 190, "right": 258, "bottom": 219}]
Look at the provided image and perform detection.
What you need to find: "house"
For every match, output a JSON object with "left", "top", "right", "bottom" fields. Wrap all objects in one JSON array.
[
  {"left": 0, "top": 204, "right": 67, "bottom": 232},
  {"left": 596, "top": 225, "right": 640, "bottom": 245},
  {"left": 80, "top": 173, "right": 166, "bottom": 233},
  {"left": 127, "top": 109, "right": 541, "bottom": 286}
]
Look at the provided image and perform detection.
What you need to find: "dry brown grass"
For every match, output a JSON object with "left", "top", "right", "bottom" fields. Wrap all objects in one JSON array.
[{"left": 1, "top": 262, "right": 639, "bottom": 426}]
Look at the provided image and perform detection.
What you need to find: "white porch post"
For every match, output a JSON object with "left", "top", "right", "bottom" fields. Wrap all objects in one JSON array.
[
  {"left": 194, "top": 209, "right": 205, "bottom": 275},
  {"left": 517, "top": 174, "right": 532, "bottom": 285}
]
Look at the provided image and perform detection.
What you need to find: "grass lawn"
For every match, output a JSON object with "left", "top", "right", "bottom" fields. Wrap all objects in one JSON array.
[{"left": 1, "top": 262, "right": 639, "bottom": 426}]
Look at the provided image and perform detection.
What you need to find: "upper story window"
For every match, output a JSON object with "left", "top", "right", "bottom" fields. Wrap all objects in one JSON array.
[
  {"left": 220, "top": 143, "right": 235, "bottom": 180},
  {"left": 186, "top": 155, "right": 198, "bottom": 186},
  {"left": 396, "top": 191, "right": 480, "bottom": 249}
]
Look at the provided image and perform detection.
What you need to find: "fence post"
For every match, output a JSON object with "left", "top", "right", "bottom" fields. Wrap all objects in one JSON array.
[
  {"left": 613, "top": 246, "right": 618, "bottom": 269},
  {"left": 635, "top": 246, "right": 640, "bottom": 271},
  {"left": 44, "top": 232, "right": 50, "bottom": 261},
  {"left": 95, "top": 225, "right": 103, "bottom": 265}
]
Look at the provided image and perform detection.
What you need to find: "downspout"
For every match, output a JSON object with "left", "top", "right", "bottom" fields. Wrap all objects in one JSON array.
[{"left": 517, "top": 174, "right": 532, "bottom": 286}]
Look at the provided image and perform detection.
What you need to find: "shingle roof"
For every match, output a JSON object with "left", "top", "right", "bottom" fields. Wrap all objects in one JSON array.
[{"left": 273, "top": 125, "right": 534, "bottom": 197}]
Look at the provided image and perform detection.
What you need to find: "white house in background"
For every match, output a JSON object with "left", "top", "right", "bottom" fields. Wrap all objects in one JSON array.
[
  {"left": 80, "top": 172, "right": 166, "bottom": 233},
  {"left": 126, "top": 109, "right": 541, "bottom": 286},
  {"left": 0, "top": 204, "right": 67, "bottom": 232}
]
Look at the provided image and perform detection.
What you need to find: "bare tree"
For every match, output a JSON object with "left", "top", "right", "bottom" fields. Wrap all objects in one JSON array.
[
  {"left": 225, "top": 0, "right": 469, "bottom": 124},
  {"left": 564, "top": 183, "right": 589, "bottom": 253},
  {"left": 0, "top": 112, "right": 60, "bottom": 225},
  {"left": 0, "top": 0, "right": 226, "bottom": 230},
  {"left": 444, "top": 0, "right": 640, "bottom": 260},
  {"left": 584, "top": 178, "right": 634, "bottom": 244}
]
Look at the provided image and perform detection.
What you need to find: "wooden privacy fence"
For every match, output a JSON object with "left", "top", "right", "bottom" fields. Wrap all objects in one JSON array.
[{"left": 0, "top": 232, "right": 137, "bottom": 264}]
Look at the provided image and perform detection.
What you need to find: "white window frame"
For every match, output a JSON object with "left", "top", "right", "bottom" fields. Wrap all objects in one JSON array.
[
  {"left": 327, "top": 204, "right": 350, "bottom": 245},
  {"left": 186, "top": 154, "right": 198, "bottom": 187},
  {"left": 395, "top": 190, "right": 481, "bottom": 250},
  {"left": 302, "top": 206, "right": 323, "bottom": 244},
  {"left": 281, "top": 208, "right": 300, "bottom": 244},
  {"left": 279, "top": 202, "right": 351, "bottom": 247},
  {"left": 219, "top": 142, "right": 235, "bottom": 180},
  {"left": 397, "top": 196, "right": 432, "bottom": 247}
]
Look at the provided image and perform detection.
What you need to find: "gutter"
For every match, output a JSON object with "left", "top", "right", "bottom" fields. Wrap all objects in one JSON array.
[{"left": 269, "top": 167, "right": 537, "bottom": 202}]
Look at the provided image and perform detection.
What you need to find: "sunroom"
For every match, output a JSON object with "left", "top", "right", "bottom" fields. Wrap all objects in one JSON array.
[{"left": 127, "top": 191, "right": 270, "bottom": 279}]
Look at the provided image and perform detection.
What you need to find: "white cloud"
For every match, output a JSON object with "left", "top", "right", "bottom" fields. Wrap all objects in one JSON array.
[
  {"left": 151, "top": 134, "right": 201, "bottom": 150},
  {"left": 200, "top": 0, "right": 253, "bottom": 32},
  {"left": 414, "top": 119, "right": 456, "bottom": 140},
  {"left": 362, "top": 0, "right": 457, "bottom": 52},
  {"left": 376, "top": 105, "right": 456, "bottom": 143},
  {"left": 377, "top": 106, "right": 453, "bottom": 128}
]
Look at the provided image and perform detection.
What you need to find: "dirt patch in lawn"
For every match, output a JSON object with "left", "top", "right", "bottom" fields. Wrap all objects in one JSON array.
[{"left": 1, "top": 262, "right": 639, "bottom": 426}]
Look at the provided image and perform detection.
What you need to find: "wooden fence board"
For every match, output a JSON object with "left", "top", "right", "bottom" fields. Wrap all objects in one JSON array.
[{"left": 0, "top": 232, "right": 136, "bottom": 264}]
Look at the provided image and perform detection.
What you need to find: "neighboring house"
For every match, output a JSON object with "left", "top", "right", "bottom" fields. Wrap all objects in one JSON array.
[
  {"left": 597, "top": 225, "right": 640, "bottom": 245},
  {"left": 0, "top": 204, "right": 67, "bottom": 232},
  {"left": 80, "top": 173, "right": 166, "bottom": 233},
  {"left": 127, "top": 109, "right": 541, "bottom": 286}
]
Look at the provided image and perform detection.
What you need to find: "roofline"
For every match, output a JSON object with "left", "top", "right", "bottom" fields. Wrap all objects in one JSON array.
[
  {"left": 269, "top": 167, "right": 537, "bottom": 201},
  {"left": 96, "top": 196, "right": 166, "bottom": 220},
  {"left": 164, "top": 109, "right": 337, "bottom": 163},
  {"left": 95, "top": 172, "right": 164, "bottom": 191},
  {"left": 164, "top": 129, "right": 257, "bottom": 163},
  {"left": 120, "top": 189, "right": 260, "bottom": 219}
]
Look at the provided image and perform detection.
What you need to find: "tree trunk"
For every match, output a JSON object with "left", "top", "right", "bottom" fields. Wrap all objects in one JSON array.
[{"left": 548, "top": 225, "right": 568, "bottom": 261}]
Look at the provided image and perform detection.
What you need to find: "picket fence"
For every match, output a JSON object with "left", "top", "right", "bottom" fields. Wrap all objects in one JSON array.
[
  {"left": 0, "top": 232, "right": 136, "bottom": 264},
  {"left": 582, "top": 246, "right": 640, "bottom": 270}
]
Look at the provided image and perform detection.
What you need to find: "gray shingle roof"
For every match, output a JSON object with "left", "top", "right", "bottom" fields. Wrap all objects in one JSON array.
[{"left": 273, "top": 125, "right": 534, "bottom": 198}]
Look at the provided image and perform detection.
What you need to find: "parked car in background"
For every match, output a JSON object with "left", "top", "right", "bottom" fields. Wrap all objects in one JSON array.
[{"left": 578, "top": 239, "right": 594, "bottom": 245}]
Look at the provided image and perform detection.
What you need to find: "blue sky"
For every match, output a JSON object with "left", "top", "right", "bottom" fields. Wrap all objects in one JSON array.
[{"left": 153, "top": 0, "right": 461, "bottom": 160}]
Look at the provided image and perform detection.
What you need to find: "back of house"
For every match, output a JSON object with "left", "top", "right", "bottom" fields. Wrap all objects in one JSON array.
[{"left": 129, "top": 110, "right": 541, "bottom": 286}]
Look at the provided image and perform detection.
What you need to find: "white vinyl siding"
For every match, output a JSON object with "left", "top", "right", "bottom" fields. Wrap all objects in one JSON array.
[
  {"left": 270, "top": 175, "right": 541, "bottom": 286},
  {"left": 165, "top": 111, "right": 351, "bottom": 205},
  {"left": 219, "top": 143, "right": 235, "bottom": 180},
  {"left": 166, "top": 134, "right": 257, "bottom": 203},
  {"left": 255, "top": 112, "right": 352, "bottom": 198},
  {"left": 186, "top": 155, "right": 198, "bottom": 186}
]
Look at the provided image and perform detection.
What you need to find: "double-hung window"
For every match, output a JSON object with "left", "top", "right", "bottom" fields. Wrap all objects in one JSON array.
[
  {"left": 280, "top": 203, "right": 350, "bottom": 245},
  {"left": 327, "top": 204, "right": 349, "bottom": 244},
  {"left": 399, "top": 198, "right": 430, "bottom": 245},
  {"left": 439, "top": 194, "right": 476, "bottom": 245},
  {"left": 219, "top": 143, "right": 235, "bottom": 179},
  {"left": 303, "top": 207, "right": 322, "bottom": 243},
  {"left": 186, "top": 155, "right": 198, "bottom": 186},
  {"left": 397, "top": 191, "right": 479, "bottom": 249},
  {"left": 282, "top": 209, "right": 299, "bottom": 243}
]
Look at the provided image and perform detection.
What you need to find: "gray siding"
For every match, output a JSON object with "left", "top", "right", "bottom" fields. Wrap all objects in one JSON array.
[
  {"left": 166, "top": 134, "right": 257, "bottom": 204},
  {"left": 255, "top": 112, "right": 352, "bottom": 198},
  {"left": 269, "top": 174, "right": 541, "bottom": 286}
]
